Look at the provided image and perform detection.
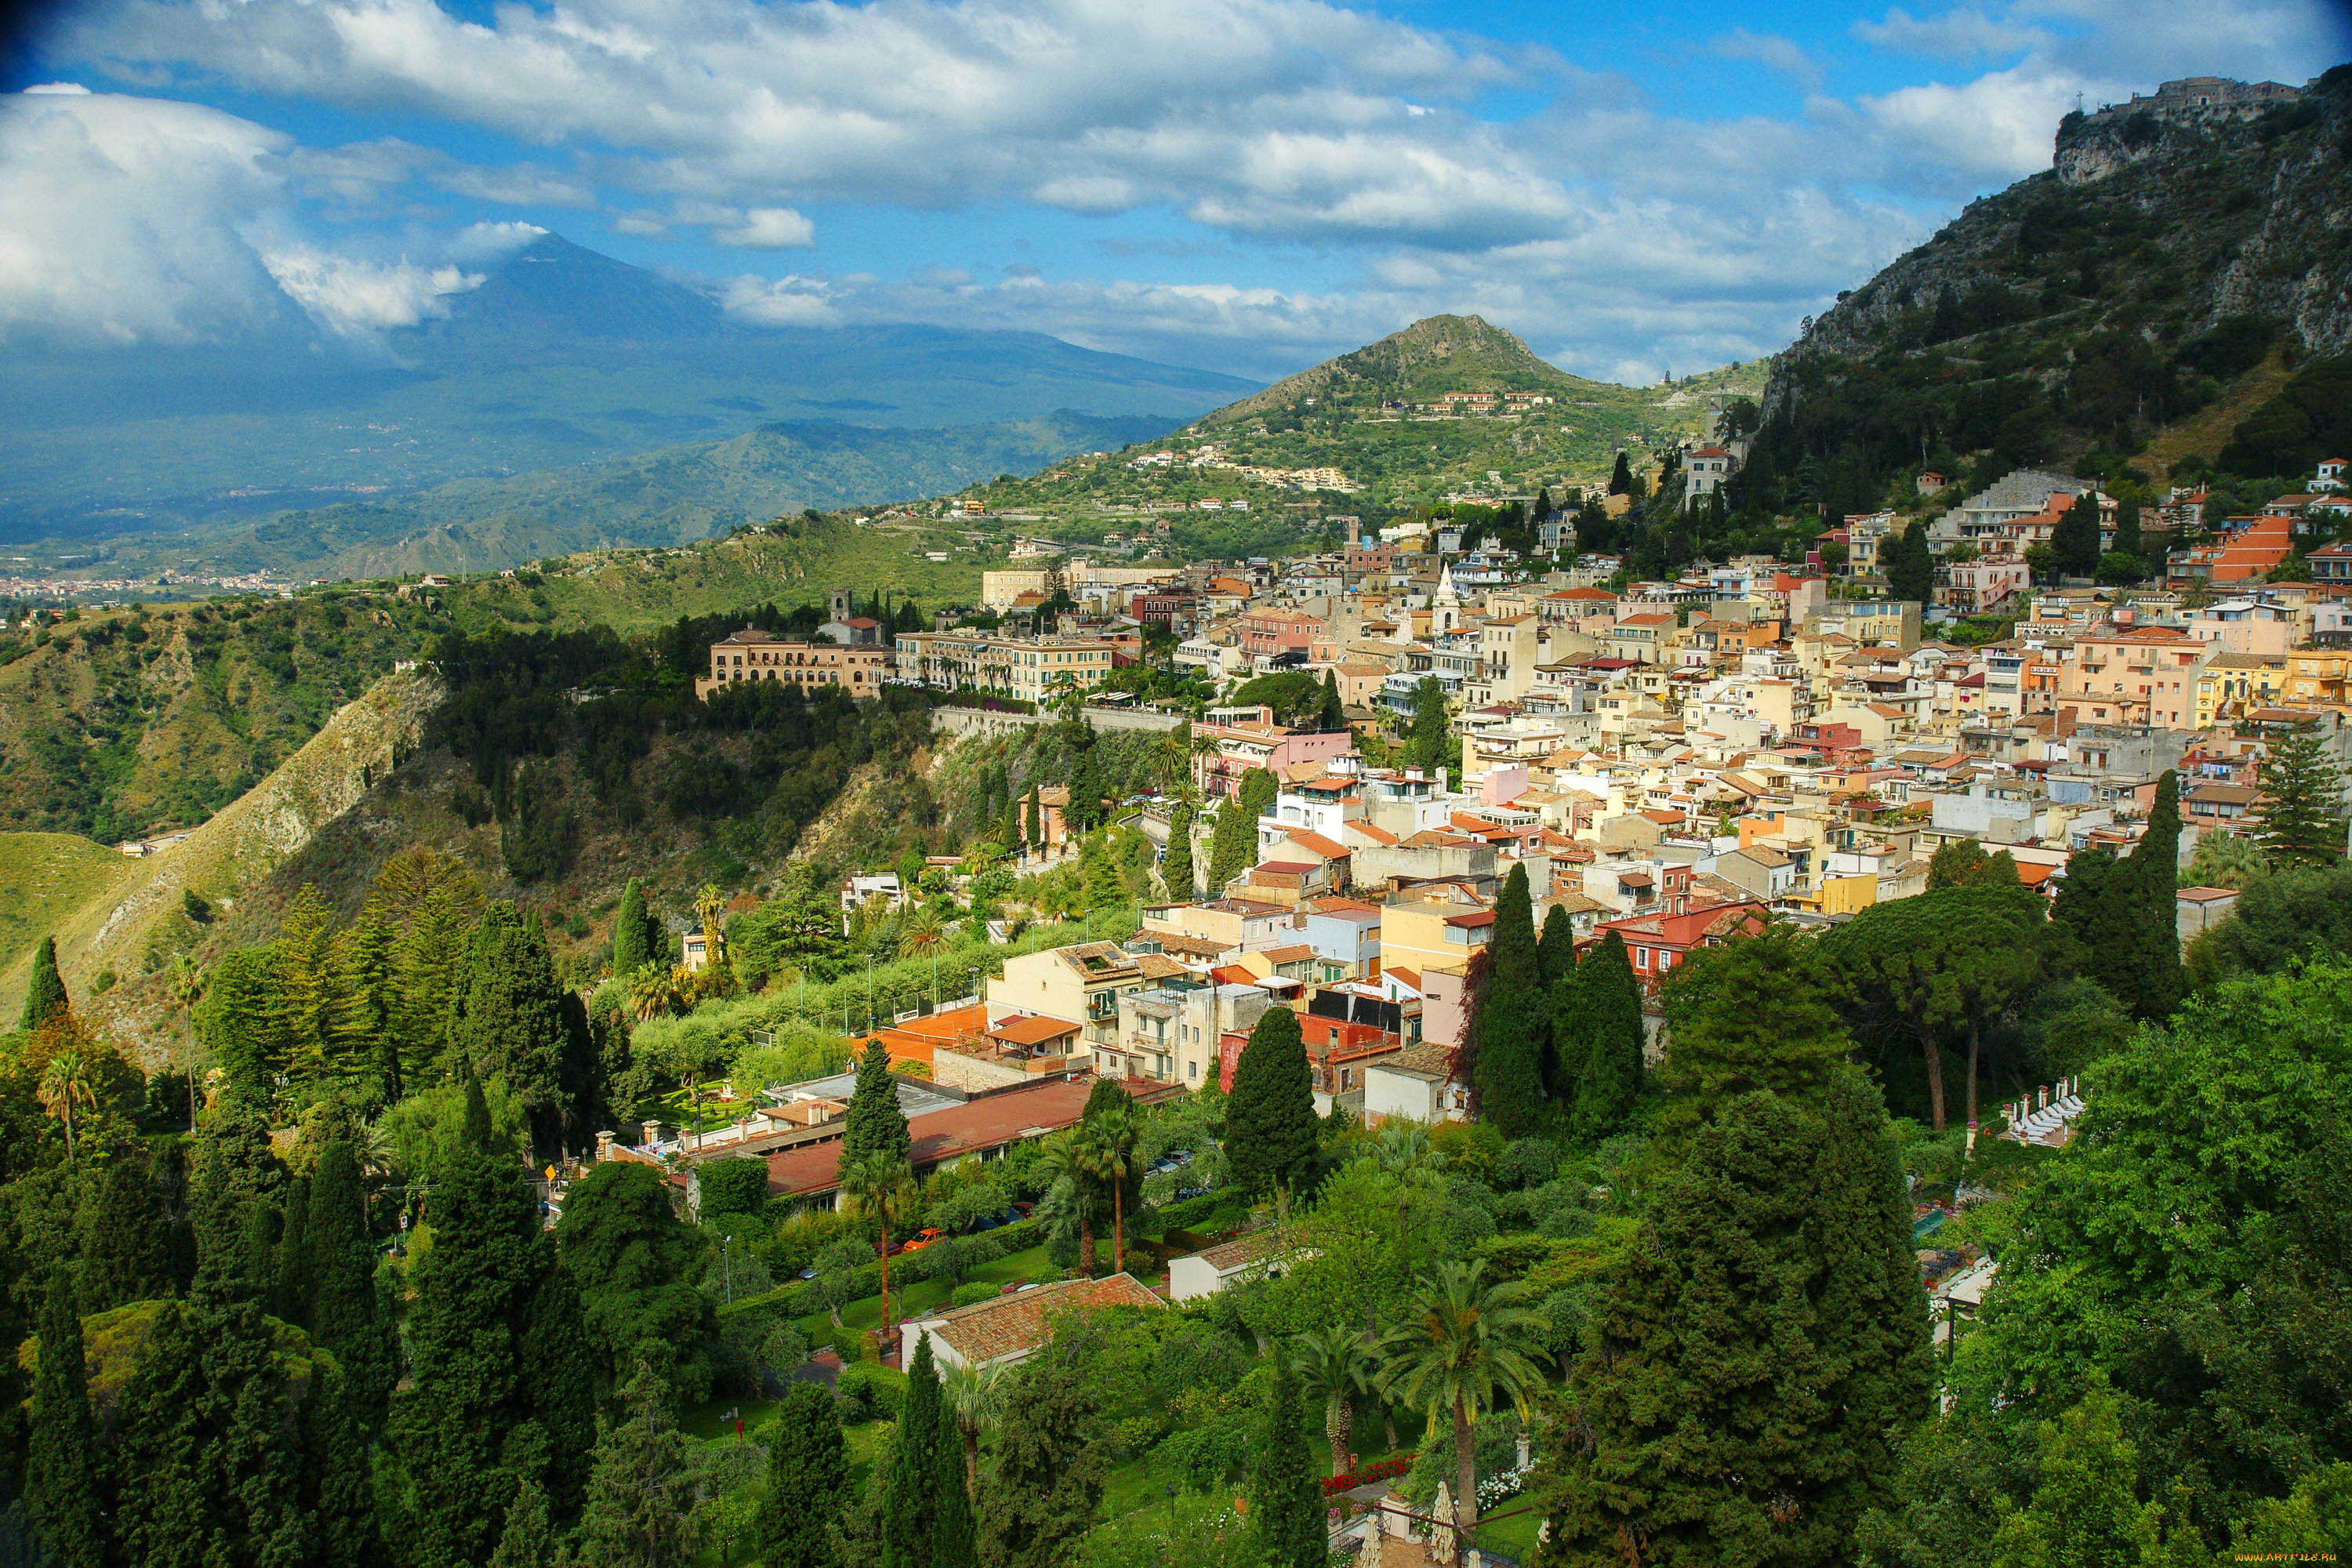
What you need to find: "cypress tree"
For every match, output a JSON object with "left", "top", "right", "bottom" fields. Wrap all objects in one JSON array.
[
  {"left": 842, "top": 1038, "right": 911, "bottom": 1167},
  {"left": 1658, "top": 927, "right": 1850, "bottom": 1109},
  {"left": 1537, "top": 1091, "right": 1882, "bottom": 1565},
  {"left": 1565, "top": 931, "right": 1644, "bottom": 1142},
  {"left": 521, "top": 1258, "right": 601, "bottom": 1524},
  {"left": 1317, "top": 668, "right": 1345, "bottom": 731},
  {"left": 274, "top": 1172, "right": 313, "bottom": 1326},
  {"left": 1163, "top": 801, "right": 1195, "bottom": 898},
  {"left": 2053, "top": 845, "right": 2123, "bottom": 995},
  {"left": 2114, "top": 496, "right": 2142, "bottom": 558},
  {"left": 386, "top": 1080, "right": 542, "bottom": 1568},
  {"left": 975, "top": 1336, "right": 1107, "bottom": 1568},
  {"left": 1207, "top": 794, "right": 1256, "bottom": 892},
  {"left": 1406, "top": 677, "right": 1450, "bottom": 776},
  {"left": 299, "top": 1352, "right": 387, "bottom": 1568},
  {"left": 1239, "top": 765, "right": 1279, "bottom": 822},
  {"left": 1249, "top": 1368, "right": 1324, "bottom": 1568},
  {"left": 1025, "top": 786, "right": 1041, "bottom": 849},
  {"left": 1225, "top": 1005, "right": 1318, "bottom": 1212},
  {"left": 27, "top": 1273, "right": 107, "bottom": 1568},
  {"left": 191, "top": 1088, "right": 281, "bottom": 1305},
  {"left": 928, "top": 1344, "right": 978, "bottom": 1568},
  {"left": 2113, "top": 770, "right": 2185, "bottom": 1024},
  {"left": 78, "top": 1138, "right": 173, "bottom": 1312},
  {"left": 19, "top": 935, "right": 67, "bottom": 1033},
  {"left": 612, "top": 879, "right": 652, "bottom": 978},
  {"left": 2050, "top": 492, "right": 2100, "bottom": 579},
  {"left": 451, "top": 902, "right": 572, "bottom": 1156},
  {"left": 306, "top": 1139, "right": 397, "bottom": 1432},
  {"left": 755, "top": 1382, "right": 849, "bottom": 1568},
  {"left": 1538, "top": 904, "right": 1577, "bottom": 988},
  {"left": 1474, "top": 865, "right": 1548, "bottom": 1137},
  {"left": 392, "top": 888, "right": 470, "bottom": 1087},
  {"left": 1608, "top": 450, "right": 1632, "bottom": 495},
  {"left": 883, "top": 1338, "right": 945, "bottom": 1568},
  {"left": 997, "top": 789, "right": 1021, "bottom": 855}
]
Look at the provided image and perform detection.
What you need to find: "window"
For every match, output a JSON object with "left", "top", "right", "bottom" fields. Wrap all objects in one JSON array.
[
  {"left": 1635, "top": 947, "right": 1650, "bottom": 968},
  {"left": 1189, "top": 1059, "right": 1199, "bottom": 1080}
]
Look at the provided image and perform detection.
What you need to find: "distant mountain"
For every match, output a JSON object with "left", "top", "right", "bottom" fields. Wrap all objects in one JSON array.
[
  {"left": 1750, "top": 66, "right": 2351, "bottom": 513},
  {"left": 0, "top": 233, "right": 1257, "bottom": 550},
  {"left": 1204, "top": 314, "right": 1602, "bottom": 426},
  {"left": 96, "top": 408, "right": 1174, "bottom": 580}
]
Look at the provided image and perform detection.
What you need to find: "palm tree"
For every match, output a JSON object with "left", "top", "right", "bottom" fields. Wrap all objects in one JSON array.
[
  {"left": 837, "top": 1152, "right": 919, "bottom": 1346},
  {"left": 1072, "top": 1103, "right": 1143, "bottom": 1276},
  {"left": 898, "top": 908, "right": 946, "bottom": 962},
  {"left": 1030, "top": 1134, "right": 1100, "bottom": 1275},
  {"left": 1290, "top": 1325, "right": 1378, "bottom": 1475},
  {"left": 938, "top": 1358, "right": 1007, "bottom": 1496},
  {"left": 38, "top": 1049, "right": 100, "bottom": 1166},
  {"left": 1379, "top": 1259, "right": 1550, "bottom": 1532},
  {"left": 695, "top": 882, "right": 728, "bottom": 969},
  {"left": 628, "top": 962, "right": 689, "bottom": 1022},
  {"left": 1363, "top": 1122, "right": 1449, "bottom": 1272}
]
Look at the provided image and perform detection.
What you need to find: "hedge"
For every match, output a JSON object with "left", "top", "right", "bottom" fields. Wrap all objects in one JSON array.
[{"left": 716, "top": 1216, "right": 1047, "bottom": 1323}]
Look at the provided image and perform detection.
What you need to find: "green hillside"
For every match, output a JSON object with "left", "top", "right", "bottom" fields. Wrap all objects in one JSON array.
[
  {"left": 0, "top": 833, "right": 135, "bottom": 978},
  {"left": 951, "top": 316, "right": 1757, "bottom": 521}
]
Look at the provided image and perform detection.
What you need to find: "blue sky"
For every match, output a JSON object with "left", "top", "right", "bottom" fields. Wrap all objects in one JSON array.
[{"left": 2, "top": 0, "right": 2346, "bottom": 383}]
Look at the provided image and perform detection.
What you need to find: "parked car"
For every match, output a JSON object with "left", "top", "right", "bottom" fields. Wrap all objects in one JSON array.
[{"left": 901, "top": 1227, "right": 946, "bottom": 1253}]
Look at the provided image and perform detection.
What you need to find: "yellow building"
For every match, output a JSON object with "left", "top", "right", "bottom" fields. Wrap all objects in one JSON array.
[
  {"left": 698, "top": 628, "right": 890, "bottom": 700},
  {"left": 895, "top": 631, "right": 1118, "bottom": 703},
  {"left": 985, "top": 941, "right": 1150, "bottom": 1052},
  {"left": 2282, "top": 648, "right": 2352, "bottom": 713},
  {"left": 2194, "top": 652, "right": 2288, "bottom": 727},
  {"left": 1785, "top": 873, "right": 1879, "bottom": 916},
  {"left": 1378, "top": 880, "right": 1492, "bottom": 978}
]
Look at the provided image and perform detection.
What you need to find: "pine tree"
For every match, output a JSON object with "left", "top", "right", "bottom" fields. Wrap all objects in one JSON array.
[
  {"left": 2256, "top": 724, "right": 2346, "bottom": 869},
  {"left": 1250, "top": 1367, "right": 1324, "bottom": 1568},
  {"left": 191, "top": 1089, "right": 281, "bottom": 1305},
  {"left": 570, "top": 1365, "right": 700, "bottom": 1568},
  {"left": 843, "top": 1038, "right": 912, "bottom": 1167},
  {"left": 1537, "top": 904, "right": 1577, "bottom": 988},
  {"left": 451, "top": 902, "right": 573, "bottom": 1155},
  {"left": 337, "top": 910, "right": 401, "bottom": 1099},
  {"left": 27, "top": 1273, "right": 107, "bottom": 1568},
  {"left": 279, "top": 883, "right": 347, "bottom": 1081},
  {"left": 1536, "top": 1090, "right": 1918, "bottom": 1566},
  {"left": 194, "top": 946, "right": 292, "bottom": 1098},
  {"left": 1225, "top": 1005, "right": 1318, "bottom": 1211},
  {"left": 2051, "top": 492, "right": 2100, "bottom": 579},
  {"left": 1317, "top": 669, "right": 1345, "bottom": 731},
  {"left": 755, "top": 1383, "right": 849, "bottom": 1568},
  {"left": 387, "top": 1080, "right": 542, "bottom": 1568},
  {"left": 884, "top": 1338, "right": 946, "bottom": 1568},
  {"left": 392, "top": 888, "right": 471, "bottom": 1087},
  {"left": 78, "top": 1139, "right": 172, "bottom": 1312},
  {"left": 1563, "top": 931, "right": 1644, "bottom": 1142},
  {"left": 2112, "top": 770, "right": 2184, "bottom": 1024},
  {"left": 19, "top": 935, "right": 67, "bottom": 1033},
  {"left": 1659, "top": 927, "right": 1850, "bottom": 1107},
  {"left": 613, "top": 879, "right": 653, "bottom": 978},
  {"left": 1162, "top": 801, "right": 1195, "bottom": 898},
  {"left": 1474, "top": 865, "right": 1548, "bottom": 1137},
  {"left": 307, "top": 1139, "right": 397, "bottom": 1432}
]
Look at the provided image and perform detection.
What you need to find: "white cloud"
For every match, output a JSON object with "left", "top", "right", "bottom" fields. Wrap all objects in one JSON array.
[
  {"left": 1853, "top": 7, "right": 2051, "bottom": 60},
  {"left": 256, "top": 243, "right": 483, "bottom": 336},
  {"left": 0, "top": 90, "right": 288, "bottom": 345},
  {"left": 1711, "top": 31, "right": 1824, "bottom": 91},
  {"left": 22, "top": 82, "right": 94, "bottom": 95},
  {"left": 713, "top": 206, "right": 816, "bottom": 249},
  {"left": 445, "top": 220, "right": 547, "bottom": 262}
]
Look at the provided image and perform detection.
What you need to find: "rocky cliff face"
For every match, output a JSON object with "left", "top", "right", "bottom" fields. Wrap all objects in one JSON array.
[{"left": 1769, "top": 64, "right": 2352, "bottom": 415}]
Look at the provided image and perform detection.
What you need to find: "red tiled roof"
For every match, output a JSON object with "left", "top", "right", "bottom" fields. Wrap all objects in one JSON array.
[
  {"left": 989, "top": 1014, "right": 1082, "bottom": 1048},
  {"left": 760, "top": 1076, "right": 1094, "bottom": 1197},
  {"left": 922, "top": 1273, "right": 1163, "bottom": 1364}
]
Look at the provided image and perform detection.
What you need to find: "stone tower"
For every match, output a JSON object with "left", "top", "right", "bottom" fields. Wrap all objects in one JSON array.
[{"left": 829, "top": 587, "right": 854, "bottom": 622}]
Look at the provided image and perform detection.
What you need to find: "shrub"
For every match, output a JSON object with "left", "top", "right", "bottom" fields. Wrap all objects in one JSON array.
[
  {"left": 831, "top": 1327, "right": 869, "bottom": 1364},
  {"left": 950, "top": 1281, "right": 1001, "bottom": 1308},
  {"left": 1493, "top": 1137, "right": 1561, "bottom": 1192},
  {"left": 698, "top": 1157, "right": 772, "bottom": 1221},
  {"left": 836, "top": 1363, "right": 906, "bottom": 1425}
]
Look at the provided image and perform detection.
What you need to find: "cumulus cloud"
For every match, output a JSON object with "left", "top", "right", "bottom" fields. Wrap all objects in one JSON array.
[
  {"left": 0, "top": 89, "right": 288, "bottom": 345},
  {"left": 256, "top": 243, "right": 483, "bottom": 336},
  {"left": 712, "top": 207, "right": 816, "bottom": 248}
]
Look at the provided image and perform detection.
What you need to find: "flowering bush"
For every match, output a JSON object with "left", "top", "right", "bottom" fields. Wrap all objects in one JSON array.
[{"left": 1320, "top": 1454, "right": 1417, "bottom": 1497}]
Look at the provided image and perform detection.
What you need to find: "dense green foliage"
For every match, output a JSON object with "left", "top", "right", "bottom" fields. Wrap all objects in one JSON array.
[{"left": 1225, "top": 1006, "right": 1318, "bottom": 1206}]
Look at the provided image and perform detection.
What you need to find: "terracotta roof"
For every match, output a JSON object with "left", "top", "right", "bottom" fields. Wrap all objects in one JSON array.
[
  {"left": 1133, "top": 953, "right": 1192, "bottom": 981},
  {"left": 1283, "top": 829, "right": 1349, "bottom": 860},
  {"left": 1143, "top": 931, "right": 1238, "bottom": 959},
  {"left": 989, "top": 1014, "right": 1082, "bottom": 1048},
  {"left": 1260, "top": 943, "right": 1317, "bottom": 964},
  {"left": 1192, "top": 1227, "right": 1291, "bottom": 1272},
  {"left": 925, "top": 1273, "right": 1163, "bottom": 1364},
  {"left": 761, "top": 1076, "right": 1094, "bottom": 1197}
]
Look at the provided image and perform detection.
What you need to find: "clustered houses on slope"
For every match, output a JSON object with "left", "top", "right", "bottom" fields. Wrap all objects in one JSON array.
[{"left": 675, "top": 452, "right": 2352, "bottom": 1134}]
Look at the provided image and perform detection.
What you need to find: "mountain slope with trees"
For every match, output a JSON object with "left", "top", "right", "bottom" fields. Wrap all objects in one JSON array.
[{"left": 1748, "top": 64, "right": 2352, "bottom": 519}]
